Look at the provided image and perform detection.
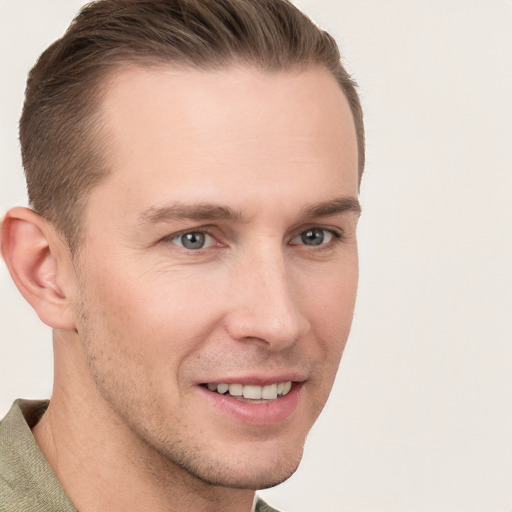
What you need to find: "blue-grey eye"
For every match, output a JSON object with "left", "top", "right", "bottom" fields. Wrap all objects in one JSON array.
[
  {"left": 301, "top": 228, "right": 325, "bottom": 246},
  {"left": 173, "top": 232, "right": 214, "bottom": 250},
  {"left": 292, "top": 228, "right": 335, "bottom": 246}
]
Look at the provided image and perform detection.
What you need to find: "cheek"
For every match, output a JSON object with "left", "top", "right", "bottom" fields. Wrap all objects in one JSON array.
[
  {"left": 301, "top": 260, "right": 358, "bottom": 379},
  {"left": 78, "top": 258, "right": 224, "bottom": 360},
  {"left": 304, "top": 260, "right": 358, "bottom": 328}
]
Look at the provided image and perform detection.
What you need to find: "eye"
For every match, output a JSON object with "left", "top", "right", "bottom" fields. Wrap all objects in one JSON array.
[
  {"left": 291, "top": 228, "right": 337, "bottom": 247},
  {"left": 171, "top": 231, "right": 216, "bottom": 250}
]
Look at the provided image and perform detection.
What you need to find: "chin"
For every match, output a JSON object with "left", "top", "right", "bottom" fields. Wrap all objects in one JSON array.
[
  {"left": 169, "top": 443, "right": 304, "bottom": 490},
  {"left": 198, "top": 462, "right": 301, "bottom": 490}
]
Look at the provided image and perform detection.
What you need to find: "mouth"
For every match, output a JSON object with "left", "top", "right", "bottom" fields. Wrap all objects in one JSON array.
[
  {"left": 199, "top": 379, "right": 303, "bottom": 426},
  {"left": 202, "top": 381, "right": 293, "bottom": 403}
]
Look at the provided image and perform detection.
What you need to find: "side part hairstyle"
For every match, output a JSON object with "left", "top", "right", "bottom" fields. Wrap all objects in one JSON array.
[{"left": 20, "top": 0, "right": 365, "bottom": 249}]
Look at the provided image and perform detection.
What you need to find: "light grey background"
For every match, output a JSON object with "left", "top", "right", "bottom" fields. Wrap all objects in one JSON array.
[{"left": 1, "top": 1, "right": 511, "bottom": 511}]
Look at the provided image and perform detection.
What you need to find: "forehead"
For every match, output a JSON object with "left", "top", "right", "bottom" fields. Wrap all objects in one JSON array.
[{"left": 92, "top": 64, "right": 358, "bottom": 219}]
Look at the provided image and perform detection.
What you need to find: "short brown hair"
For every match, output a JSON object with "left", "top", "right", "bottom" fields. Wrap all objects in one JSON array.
[{"left": 20, "top": 0, "right": 365, "bottom": 249}]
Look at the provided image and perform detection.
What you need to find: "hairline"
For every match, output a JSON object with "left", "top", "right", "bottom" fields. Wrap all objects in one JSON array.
[{"left": 58, "top": 58, "right": 362, "bottom": 254}]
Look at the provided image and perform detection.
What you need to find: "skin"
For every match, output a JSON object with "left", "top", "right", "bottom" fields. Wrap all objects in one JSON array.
[{"left": 2, "top": 64, "right": 360, "bottom": 512}]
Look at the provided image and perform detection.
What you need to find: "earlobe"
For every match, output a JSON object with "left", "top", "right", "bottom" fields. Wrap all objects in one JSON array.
[{"left": 0, "top": 207, "right": 76, "bottom": 330}]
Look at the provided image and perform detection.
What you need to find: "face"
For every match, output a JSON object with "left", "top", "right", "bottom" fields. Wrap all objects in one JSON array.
[{"left": 70, "top": 65, "right": 360, "bottom": 489}]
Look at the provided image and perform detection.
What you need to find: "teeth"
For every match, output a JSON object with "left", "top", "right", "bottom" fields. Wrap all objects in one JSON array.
[
  {"left": 206, "top": 381, "right": 293, "bottom": 400},
  {"left": 243, "top": 385, "right": 262, "bottom": 399},
  {"left": 228, "top": 383, "right": 243, "bottom": 396},
  {"left": 262, "top": 383, "right": 278, "bottom": 400},
  {"left": 217, "top": 383, "right": 229, "bottom": 394}
]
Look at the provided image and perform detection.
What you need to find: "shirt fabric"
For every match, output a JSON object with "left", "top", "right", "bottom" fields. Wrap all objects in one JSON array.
[{"left": 0, "top": 399, "right": 280, "bottom": 512}]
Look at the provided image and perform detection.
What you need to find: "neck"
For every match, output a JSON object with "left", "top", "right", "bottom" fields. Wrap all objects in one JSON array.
[{"left": 32, "top": 333, "right": 255, "bottom": 512}]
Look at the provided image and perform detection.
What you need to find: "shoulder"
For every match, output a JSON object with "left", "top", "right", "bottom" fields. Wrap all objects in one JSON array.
[
  {"left": 255, "top": 495, "right": 284, "bottom": 512},
  {"left": 0, "top": 399, "right": 77, "bottom": 512}
]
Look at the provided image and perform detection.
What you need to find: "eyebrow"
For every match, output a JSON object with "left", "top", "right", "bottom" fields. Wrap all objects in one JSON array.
[
  {"left": 139, "top": 202, "right": 243, "bottom": 225},
  {"left": 300, "top": 197, "right": 361, "bottom": 219},
  {"left": 138, "top": 197, "right": 361, "bottom": 226}
]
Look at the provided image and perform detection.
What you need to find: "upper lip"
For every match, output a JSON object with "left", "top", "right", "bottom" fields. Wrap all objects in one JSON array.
[{"left": 198, "top": 372, "right": 307, "bottom": 387}]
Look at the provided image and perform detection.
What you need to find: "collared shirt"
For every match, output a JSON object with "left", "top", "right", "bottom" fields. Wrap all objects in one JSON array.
[
  {"left": 0, "top": 399, "right": 279, "bottom": 512},
  {"left": 0, "top": 399, "right": 76, "bottom": 511}
]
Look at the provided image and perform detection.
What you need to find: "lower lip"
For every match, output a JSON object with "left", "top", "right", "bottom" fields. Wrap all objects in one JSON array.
[{"left": 198, "top": 383, "right": 303, "bottom": 426}]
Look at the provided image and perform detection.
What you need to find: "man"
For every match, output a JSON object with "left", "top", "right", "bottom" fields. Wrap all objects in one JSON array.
[{"left": 0, "top": 0, "right": 364, "bottom": 510}]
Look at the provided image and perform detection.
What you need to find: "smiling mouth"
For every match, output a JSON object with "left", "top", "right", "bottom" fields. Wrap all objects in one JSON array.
[{"left": 202, "top": 382, "right": 293, "bottom": 402}]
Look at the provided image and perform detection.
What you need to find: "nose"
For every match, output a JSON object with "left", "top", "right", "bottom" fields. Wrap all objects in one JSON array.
[{"left": 223, "top": 246, "right": 310, "bottom": 351}]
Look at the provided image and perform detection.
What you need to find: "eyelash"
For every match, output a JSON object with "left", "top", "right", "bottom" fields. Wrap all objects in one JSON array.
[
  {"left": 164, "top": 228, "right": 219, "bottom": 252},
  {"left": 163, "top": 226, "right": 344, "bottom": 252},
  {"left": 288, "top": 227, "right": 343, "bottom": 249}
]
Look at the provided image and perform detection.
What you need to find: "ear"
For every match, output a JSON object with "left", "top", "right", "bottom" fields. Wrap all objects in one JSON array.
[{"left": 1, "top": 207, "right": 77, "bottom": 330}]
